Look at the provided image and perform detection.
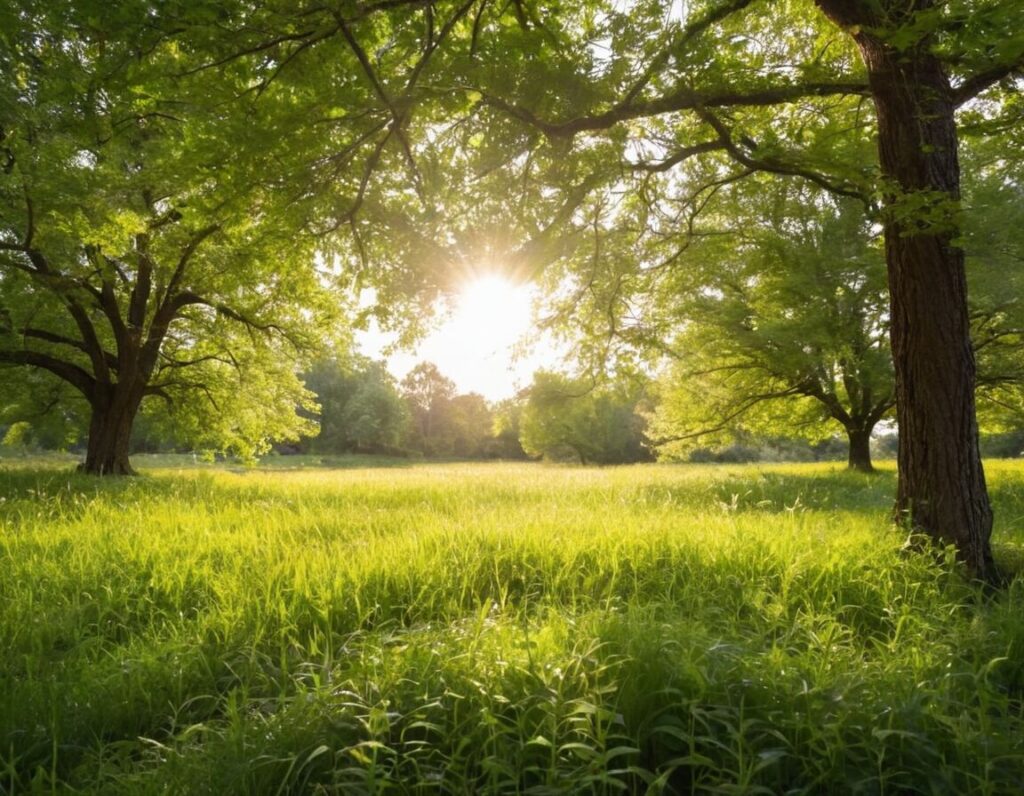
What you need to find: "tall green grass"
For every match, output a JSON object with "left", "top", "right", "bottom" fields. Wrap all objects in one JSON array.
[{"left": 1, "top": 461, "right": 1023, "bottom": 793}]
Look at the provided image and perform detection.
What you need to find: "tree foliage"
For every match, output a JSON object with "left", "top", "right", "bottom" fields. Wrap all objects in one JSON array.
[
  {"left": 646, "top": 179, "right": 894, "bottom": 471},
  {"left": 519, "top": 371, "right": 650, "bottom": 464},
  {"left": 962, "top": 130, "right": 1024, "bottom": 430},
  {"left": 397, "top": 0, "right": 1024, "bottom": 578},
  {"left": 302, "top": 357, "right": 410, "bottom": 455},
  {"left": 0, "top": 0, "right": 347, "bottom": 471}
]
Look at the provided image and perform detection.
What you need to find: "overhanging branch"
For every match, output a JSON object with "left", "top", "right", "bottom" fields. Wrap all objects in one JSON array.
[
  {"left": 696, "top": 108, "right": 870, "bottom": 203},
  {"left": 480, "top": 80, "right": 870, "bottom": 140},
  {"left": 0, "top": 348, "right": 96, "bottom": 397},
  {"left": 953, "top": 59, "right": 1024, "bottom": 107},
  {"left": 17, "top": 327, "right": 119, "bottom": 372}
]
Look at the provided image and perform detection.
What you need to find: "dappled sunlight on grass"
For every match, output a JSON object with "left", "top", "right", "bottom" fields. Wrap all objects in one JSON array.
[{"left": 1, "top": 461, "right": 1022, "bottom": 792}]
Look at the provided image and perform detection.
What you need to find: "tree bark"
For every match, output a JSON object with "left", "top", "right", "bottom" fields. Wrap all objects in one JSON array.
[
  {"left": 846, "top": 426, "right": 874, "bottom": 473},
  {"left": 81, "top": 385, "right": 142, "bottom": 476},
  {"left": 835, "top": 16, "right": 996, "bottom": 581}
]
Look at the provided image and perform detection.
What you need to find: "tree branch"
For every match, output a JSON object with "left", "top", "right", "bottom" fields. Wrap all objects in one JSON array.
[
  {"left": 15, "top": 327, "right": 119, "bottom": 372},
  {"left": 0, "top": 349, "right": 96, "bottom": 397},
  {"left": 336, "top": 12, "right": 425, "bottom": 197},
  {"left": 650, "top": 385, "right": 806, "bottom": 445},
  {"left": 162, "top": 291, "right": 304, "bottom": 351},
  {"left": 953, "top": 59, "right": 1024, "bottom": 107},
  {"left": 156, "top": 350, "right": 239, "bottom": 371},
  {"left": 137, "top": 221, "right": 224, "bottom": 374},
  {"left": 620, "top": 0, "right": 757, "bottom": 108},
  {"left": 129, "top": 233, "right": 154, "bottom": 330},
  {"left": 167, "top": 224, "right": 221, "bottom": 301},
  {"left": 480, "top": 80, "right": 870, "bottom": 139},
  {"left": 696, "top": 108, "right": 869, "bottom": 202},
  {"left": 1, "top": 245, "right": 113, "bottom": 380},
  {"left": 628, "top": 139, "right": 727, "bottom": 172}
]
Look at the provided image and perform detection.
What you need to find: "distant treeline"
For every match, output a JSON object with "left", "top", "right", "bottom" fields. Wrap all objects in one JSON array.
[
  {"left": 288, "top": 358, "right": 654, "bottom": 463},
  {"left": 0, "top": 358, "right": 650, "bottom": 463},
  {"left": 6, "top": 357, "right": 1024, "bottom": 465},
  {"left": 295, "top": 359, "right": 528, "bottom": 460}
]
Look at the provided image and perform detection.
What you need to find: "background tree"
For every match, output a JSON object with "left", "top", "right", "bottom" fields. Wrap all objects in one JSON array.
[
  {"left": 962, "top": 129, "right": 1024, "bottom": 432},
  {"left": 448, "top": 392, "right": 494, "bottom": 458},
  {"left": 401, "top": 362, "right": 458, "bottom": 457},
  {"left": 341, "top": 363, "right": 412, "bottom": 454},
  {"left": 644, "top": 180, "right": 894, "bottom": 472},
  {"left": 0, "top": 1, "right": 344, "bottom": 472},
  {"left": 398, "top": 362, "right": 501, "bottom": 458},
  {"left": 519, "top": 371, "right": 651, "bottom": 464},
  {"left": 0, "top": 371, "right": 85, "bottom": 452},
  {"left": 489, "top": 397, "right": 530, "bottom": 460},
  {"left": 302, "top": 357, "right": 410, "bottom": 455},
  {"left": 627, "top": 152, "right": 1024, "bottom": 473},
  {"left": 301, "top": 358, "right": 358, "bottom": 454}
]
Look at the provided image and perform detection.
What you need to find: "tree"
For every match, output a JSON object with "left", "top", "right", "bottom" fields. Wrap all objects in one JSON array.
[
  {"left": 810, "top": 0, "right": 1017, "bottom": 581},
  {"left": 401, "top": 362, "right": 458, "bottom": 456},
  {"left": 448, "top": 392, "right": 494, "bottom": 458},
  {"left": 519, "top": 371, "right": 650, "bottom": 464},
  {"left": 397, "top": 362, "right": 508, "bottom": 458},
  {"left": 0, "top": 370, "right": 87, "bottom": 452},
  {"left": 961, "top": 133, "right": 1024, "bottom": 431},
  {"left": 412, "top": 0, "right": 1024, "bottom": 580},
  {"left": 303, "top": 358, "right": 410, "bottom": 455},
  {"left": 343, "top": 367, "right": 412, "bottom": 454},
  {"left": 0, "top": 2, "right": 343, "bottom": 472},
  {"left": 301, "top": 358, "right": 359, "bottom": 454},
  {"left": 646, "top": 181, "right": 894, "bottom": 472},
  {"left": 489, "top": 397, "right": 530, "bottom": 459}
]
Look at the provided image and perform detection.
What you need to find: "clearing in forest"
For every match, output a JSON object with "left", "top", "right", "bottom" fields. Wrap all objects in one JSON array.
[{"left": 1, "top": 460, "right": 1023, "bottom": 793}]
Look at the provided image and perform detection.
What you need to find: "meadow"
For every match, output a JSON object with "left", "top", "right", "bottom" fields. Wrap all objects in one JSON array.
[{"left": 1, "top": 458, "right": 1023, "bottom": 794}]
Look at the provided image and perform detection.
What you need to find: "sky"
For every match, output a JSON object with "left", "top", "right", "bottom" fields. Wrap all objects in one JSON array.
[{"left": 355, "top": 275, "right": 566, "bottom": 401}]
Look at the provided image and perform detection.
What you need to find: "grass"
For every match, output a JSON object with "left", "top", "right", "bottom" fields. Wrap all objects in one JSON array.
[{"left": 1, "top": 459, "right": 1023, "bottom": 794}]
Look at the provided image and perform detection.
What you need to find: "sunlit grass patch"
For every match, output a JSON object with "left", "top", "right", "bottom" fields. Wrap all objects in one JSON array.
[{"left": 1, "top": 460, "right": 1023, "bottom": 793}]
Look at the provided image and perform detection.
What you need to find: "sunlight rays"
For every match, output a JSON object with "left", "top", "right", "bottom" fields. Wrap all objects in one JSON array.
[{"left": 356, "top": 271, "right": 562, "bottom": 400}]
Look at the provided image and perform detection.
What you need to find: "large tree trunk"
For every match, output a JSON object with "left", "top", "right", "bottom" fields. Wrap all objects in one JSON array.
[
  {"left": 851, "top": 29, "right": 995, "bottom": 580},
  {"left": 82, "top": 386, "right": 142, "bottom": 476},
  {"left": 846, "top": 426, "right": 874, "bottom": 473},
  {"left": 814, "top": 0, "right": 996, "bottom": 581}
]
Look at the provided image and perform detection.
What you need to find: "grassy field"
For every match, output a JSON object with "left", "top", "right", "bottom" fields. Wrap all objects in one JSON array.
[{"left": 1, "top": 459, "right": 1023, "bottom": 794}]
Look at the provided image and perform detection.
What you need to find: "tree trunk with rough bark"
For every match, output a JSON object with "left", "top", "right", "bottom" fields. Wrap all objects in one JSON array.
[
  {"left": 81, "top": 384, "right": 143, "bottom": 476},
  {"left": 816, "top": 0, "right": 997, "bottom": 581},
  {"left": 846, "top": 426, "right": 874, "bottom": 473}
]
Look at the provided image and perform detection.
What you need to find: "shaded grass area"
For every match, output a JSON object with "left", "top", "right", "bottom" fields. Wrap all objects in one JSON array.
[{"left": 1, "top": 461, "right": 1023, "bottom": 793}]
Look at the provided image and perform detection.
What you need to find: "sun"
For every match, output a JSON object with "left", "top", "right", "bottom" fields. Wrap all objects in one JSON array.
[
  {"left": 454, "top": 274, "right": 534, "bottom": 337},
  {"left": 413, "top": 273, "right": 538, "bottom": 399},
  {"left": 356, "top": 273, "right": 562, "bottom": 400}
]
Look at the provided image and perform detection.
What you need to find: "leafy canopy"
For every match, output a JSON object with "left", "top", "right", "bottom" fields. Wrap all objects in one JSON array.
[{"left": 0, "top": 0, "right": 353, "bottom": 459}]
